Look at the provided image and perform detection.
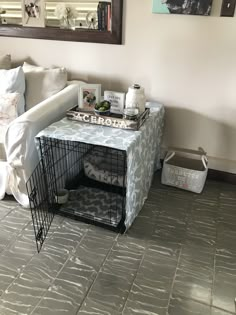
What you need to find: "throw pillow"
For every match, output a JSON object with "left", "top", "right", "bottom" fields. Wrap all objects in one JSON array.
[
  {"left": 0, "top": 93, "right": 20, "bottom": 125},
  {"left": 23, "top": 62, "right": 68, "bottom": 111},
  {"left": 0, "top": 67, "right": 25, "bottom": 116},
  {"left": 0, "top": 93, "right": 20, "bottom": 161},
  {"left": 0, "top": 53, "right": 11, "bottom": 70}
]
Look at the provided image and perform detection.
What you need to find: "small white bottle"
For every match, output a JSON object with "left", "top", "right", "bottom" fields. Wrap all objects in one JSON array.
[{"left": 125, "top": 84, "right": 146, "bottom": 113}]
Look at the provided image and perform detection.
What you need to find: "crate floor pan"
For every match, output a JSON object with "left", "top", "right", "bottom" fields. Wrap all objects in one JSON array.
[{"left": 59, "top": 186, "right": 124, "bottom": 227}]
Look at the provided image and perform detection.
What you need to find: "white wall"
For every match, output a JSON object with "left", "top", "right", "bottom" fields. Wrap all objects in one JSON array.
[{"left": 1, "top": 0, "right": 236, "bottom": 173}]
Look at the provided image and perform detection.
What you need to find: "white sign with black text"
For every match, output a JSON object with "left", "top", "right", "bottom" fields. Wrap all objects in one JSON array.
[{"left": 104, "top": 91, "right": 125, "bottom": 114}]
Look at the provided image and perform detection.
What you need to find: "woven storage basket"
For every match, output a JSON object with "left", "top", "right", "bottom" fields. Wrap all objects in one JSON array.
[{"left": 161, "top": 148, "right": 208, "bottom": 194}]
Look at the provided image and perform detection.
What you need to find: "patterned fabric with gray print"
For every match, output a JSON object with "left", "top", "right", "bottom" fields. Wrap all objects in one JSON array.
[{"left": 36, "top": 102, "right": 165, "bottom": 230}]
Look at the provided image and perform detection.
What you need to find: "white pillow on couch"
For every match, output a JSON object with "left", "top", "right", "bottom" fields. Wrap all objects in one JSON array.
[
  {"left": 23, "top": 62, "right": 68, "bottom": 111},
  {"left": 0, "top": 66, "right": 25, "bottom": 115}
]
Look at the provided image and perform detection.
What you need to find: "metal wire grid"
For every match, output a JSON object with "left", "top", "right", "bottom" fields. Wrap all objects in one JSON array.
[{"left": 27, "top": 137, "right": 127, "bottom": 251}]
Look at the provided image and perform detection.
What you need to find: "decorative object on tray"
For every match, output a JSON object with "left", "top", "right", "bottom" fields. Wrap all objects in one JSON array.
[
  {"left": 54, "top": 3, "right": 78, "bottom": 29},
  {"left": 79, "top": 84, "right": 101, "bottom": 111},
  {"left": 66, "top": 106, "right": 150, "bottom": 131},
  {"left": 123, "top": 108, "right": 139, "bottom": 120},
  {"left": 22, "top": 0, "right": 45, "bottom": 27},
  {"left": 104, "top": 90, "right": 125, "bottom": 114},
  {"left": 125, "top": 84, "right": 146, "bottom": 113},
  {"left": 152, "top": 0, "right": 212, "bottom": 15},
  {"left": 94, "top": 100, "right": 111, "bottom": 116}
]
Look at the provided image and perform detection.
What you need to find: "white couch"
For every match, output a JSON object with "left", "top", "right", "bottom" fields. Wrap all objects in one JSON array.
[{"left": 0, "top": 81, "right": 82, "bottom": 207}]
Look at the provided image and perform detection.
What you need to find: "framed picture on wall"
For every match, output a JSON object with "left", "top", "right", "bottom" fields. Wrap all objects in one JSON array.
[
  {"left": 79, "top": 84, "right": 101, "bottom": 111},
  {"left": 152, "top": 0, "right": 213, "bottom": 16},
  {"left": 22, "top": 0, "right": 45, "bottom": 27}
]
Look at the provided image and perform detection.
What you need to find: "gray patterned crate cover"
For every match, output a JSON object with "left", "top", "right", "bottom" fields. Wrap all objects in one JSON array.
[{"left": 36, "top": 102, "right": 165, "bottom": 230}]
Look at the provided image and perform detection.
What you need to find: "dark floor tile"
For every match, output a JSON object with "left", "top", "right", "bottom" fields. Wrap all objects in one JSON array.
[
  {"left": 87, "top": 271, "right": 133, "bottom": 312},
  {"left": 148, "top": 239, "right": 181, "bottom": 260},
  {"left": 137, "top": 251, "right": 177, "bottom": 295},
  {"left": 173, "top": 244, "right": 214, "bottom": 304},
  {"left": 0, "top": 273, "right": 49, "bottom": 314},
  {"left": 0, "top": 265, "right": 18, "bottom": 297},
  {"left": 217, "top": 223, "right": 236, "bottom": 256},
  {"left": 213, "top": 271, "right": 236, "bottom": 313},
  {"left": 211, "top": 307, "right": 234, "bottom": 315},
  {"left": 215, "top": 253, "right": 236, "bottom": 278},
  {"left": 101, "top": 239, "right": 144, "bottom": 280},
  {"left": 22, "top": 243, "right": 69, "bottom": 284},
  {"left": 168, "top": 296, "right": 211, "bottom": 315},
  {"left": 123, "top": 292, "right": 167, "bottom": 315},
  {"left": 0, "top": 175, "right": 233, "bottom": 315},
  {"left": 0, "top": 208, "right": 31, "bottom": 235},
  {"left": 44, "top": 220, "right": 87, "bottom": 255},
  {"left": 77, "top": 298, "right": 122, "bottom": 315},
  {"left": 32, "top": 288, "right": 79, "bottom": 315},
  {"left": 33, "top": 255, "right": 97, "bottom": 315},
  {"left": 74, "top": 229, "right": 116, "bottom": 272},
  {"left": 0, "top": 207, "right": 13, "bottom": 221}
]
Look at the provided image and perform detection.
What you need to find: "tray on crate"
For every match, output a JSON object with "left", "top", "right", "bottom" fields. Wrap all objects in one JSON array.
[{"left": 66, "top": 106, "right": 150, "bottom": 130}]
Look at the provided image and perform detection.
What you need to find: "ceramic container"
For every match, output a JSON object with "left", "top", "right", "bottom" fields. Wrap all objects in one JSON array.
[{"left": 125, "top": 84, "right": 146, "bottom": 113}]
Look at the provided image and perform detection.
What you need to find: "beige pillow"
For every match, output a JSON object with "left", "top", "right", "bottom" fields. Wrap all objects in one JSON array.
[
  {"left": 0, "top": 53, "right": 11, "bottom": 70},
  {"left": 23, "top": 62, "right": 68, "bottom": 111}
]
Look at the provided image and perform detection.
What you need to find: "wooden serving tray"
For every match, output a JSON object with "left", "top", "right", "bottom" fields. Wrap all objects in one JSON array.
[{"left": 66, "top": 106, "right": 150, "bottom": 131}]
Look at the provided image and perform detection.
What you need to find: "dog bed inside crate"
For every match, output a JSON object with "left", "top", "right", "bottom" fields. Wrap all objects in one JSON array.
[
  {"left": 60, "top": 186, "right": 123, "bottom": 226},
  {"left": 83, "top": 148, "right": 126, "bottom": 187}
]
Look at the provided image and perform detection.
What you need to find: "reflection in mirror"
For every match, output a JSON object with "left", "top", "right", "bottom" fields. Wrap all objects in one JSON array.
[
  {"left": 0, "top": 1, "right": 111, "bottom": 31},
  {"left": 0, "top": 0, "right": 122, "bottom": 44}
]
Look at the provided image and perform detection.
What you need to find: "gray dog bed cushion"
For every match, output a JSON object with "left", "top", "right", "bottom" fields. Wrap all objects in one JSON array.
[{"left": 83, "top": 149, "right": 126, "bottom": 187}]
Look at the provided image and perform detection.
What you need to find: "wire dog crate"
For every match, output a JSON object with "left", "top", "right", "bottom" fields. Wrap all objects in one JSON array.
[{"left": 26, "top": 137, "right": 127, "bottom": 252}]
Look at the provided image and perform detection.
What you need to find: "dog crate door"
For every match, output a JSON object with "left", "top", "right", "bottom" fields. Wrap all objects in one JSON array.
[{"left": 26, "top": 159, "right": 58, "bottom": 252}]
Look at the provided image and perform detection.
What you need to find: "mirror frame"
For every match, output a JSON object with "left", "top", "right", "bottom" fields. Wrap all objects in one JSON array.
[{"left": 0, "top": 0, "right": 123, "bottom": 44}]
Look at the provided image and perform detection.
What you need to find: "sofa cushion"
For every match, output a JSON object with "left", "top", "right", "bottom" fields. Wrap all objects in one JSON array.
[
  {"left": 0, "top": 67, "right": 25, "bottom": 115},
  {"left": 0, "top": 93, "right": 20, "bottom": 161},
  {"left": 23, "top": 62, "right": 68, "bottom": 111},
  {"left": 0, "top": 53, "right": 11, "bottom": 70}
]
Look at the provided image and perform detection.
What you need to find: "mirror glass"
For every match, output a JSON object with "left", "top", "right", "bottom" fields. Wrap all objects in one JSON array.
[
  {"left": 0, "top": 1, "right": 122, "bottom": 44},
  {"left": 0, "top": 1, "right": 110, "bottom": 30}
]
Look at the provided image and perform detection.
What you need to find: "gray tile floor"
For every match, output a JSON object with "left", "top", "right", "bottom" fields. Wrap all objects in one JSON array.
[{"left": 0, "top": 172, "right": 235, "bottom": 315}]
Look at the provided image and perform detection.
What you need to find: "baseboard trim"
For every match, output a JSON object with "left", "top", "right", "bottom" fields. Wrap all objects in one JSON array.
[{"left": 207, "top": 169, "right": 236, "bottom": 185}]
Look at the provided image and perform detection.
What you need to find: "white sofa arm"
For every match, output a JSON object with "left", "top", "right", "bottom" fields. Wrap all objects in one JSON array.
[{"left": 4, "top": 82, "right": 81, "bottom": 207}]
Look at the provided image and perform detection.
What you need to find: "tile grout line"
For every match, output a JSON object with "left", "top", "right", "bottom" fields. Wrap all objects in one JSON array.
[
  {"left": 75, "top": 231, "right": 120, "bottom": 314},
  {"left": 166, "top": 196, "right": 194, "bottom": 313},
  {"left": 168, "top": 294, "right": 235, "bottom": 315},
  {"left": 29, "top": 223, "right": 89, "bottom": 315},
  {"left": 120, "top": 240, "right": 148, "bottom": 314},
  {"left": 121, "top": 198, "right": 164, "bottom": 314},
  {"left": 210, "top": 183, "right": 221, "bottom": 308}
]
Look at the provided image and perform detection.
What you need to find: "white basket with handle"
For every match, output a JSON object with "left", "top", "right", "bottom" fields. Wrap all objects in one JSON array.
[{"left": 161, "top": 147, "right": 208, "bottom": 193}]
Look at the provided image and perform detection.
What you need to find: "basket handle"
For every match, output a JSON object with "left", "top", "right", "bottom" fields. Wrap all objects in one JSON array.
[
  {"left": 164, "top": 151, "right": 175, "bottom": 163},
  {"left": 166, "top": 147, "right": 208, "bottom": 169},
  {"left": 168, "top": 146, "right": 207, "bottom": 156},
  {"left": 201, "top": 155, "right": 208, "bottom": 169}
]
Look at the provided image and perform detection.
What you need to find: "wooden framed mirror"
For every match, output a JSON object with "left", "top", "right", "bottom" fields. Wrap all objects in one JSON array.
[{"left": 0, "top": 0, "right": 123, "bottom": 44}]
